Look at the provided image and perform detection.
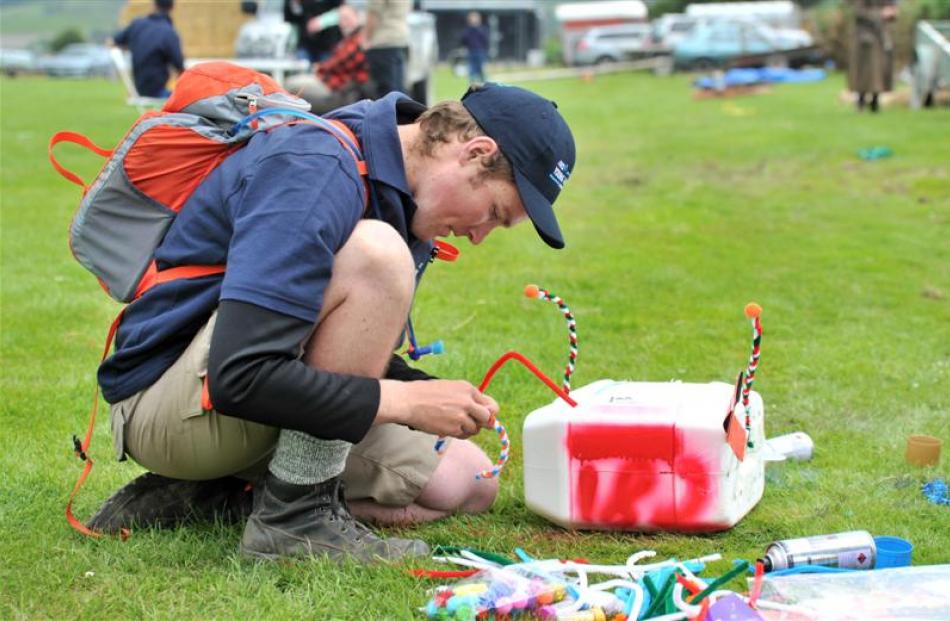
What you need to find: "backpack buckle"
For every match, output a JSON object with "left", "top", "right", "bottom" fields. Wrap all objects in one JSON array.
[{"left": 72, "top": 435, "right": 88, "bottom": 462}]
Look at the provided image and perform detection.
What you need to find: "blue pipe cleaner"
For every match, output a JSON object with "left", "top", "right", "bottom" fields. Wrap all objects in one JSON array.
[{"left": 922, "top": 478, "right": 950, "bottom": 506}]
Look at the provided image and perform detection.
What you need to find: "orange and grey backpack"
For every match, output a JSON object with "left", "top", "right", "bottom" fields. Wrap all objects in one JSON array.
[{"left": 49, "top": 62, "right": 369, "bottom": 538}]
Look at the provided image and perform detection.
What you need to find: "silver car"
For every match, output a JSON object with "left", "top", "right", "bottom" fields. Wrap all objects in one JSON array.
[
  {"left": 573, "top": 23, "right": 653, "bottom": 65},
  {"left": 0, "top": 49, "right": 37, "bottom": 76},
  {"left": 39, "top": 43, "right": 113, "bottom": 78}
]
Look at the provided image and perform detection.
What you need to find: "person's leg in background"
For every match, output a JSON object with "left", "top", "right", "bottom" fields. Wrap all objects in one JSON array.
[
  {"left": 366, "top": 46, "right": 406, "bottom": 98},
  {"left": 468, "top": 49, "right": 486, "bottom": 84}
]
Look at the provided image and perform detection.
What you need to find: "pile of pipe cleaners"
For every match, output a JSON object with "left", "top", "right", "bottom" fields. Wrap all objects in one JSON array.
[{"left": 415, "top": 547, "right": 782, "bottom": 621}]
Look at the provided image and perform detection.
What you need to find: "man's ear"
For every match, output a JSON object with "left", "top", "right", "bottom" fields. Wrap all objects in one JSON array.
[{"left": 458, "top": 136, "right": 499, "bottom": 165}]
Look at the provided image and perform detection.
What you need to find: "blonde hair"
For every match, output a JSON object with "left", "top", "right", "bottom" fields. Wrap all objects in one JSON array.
[{"left": 415, "top": 100, "right": 514, "bottom": 182}]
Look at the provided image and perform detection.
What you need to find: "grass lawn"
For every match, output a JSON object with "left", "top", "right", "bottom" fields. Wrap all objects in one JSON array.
[{"left": 1, "top": 68, "right": 948, "bottom": 619}]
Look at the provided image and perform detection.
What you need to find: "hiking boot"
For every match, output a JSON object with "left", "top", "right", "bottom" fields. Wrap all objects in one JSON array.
[
  {"left": 86, "top": 472, "right": 253, "bottom": 533},
  {"left": 240, "top": 473, "right": 430, "bottom": 563}
]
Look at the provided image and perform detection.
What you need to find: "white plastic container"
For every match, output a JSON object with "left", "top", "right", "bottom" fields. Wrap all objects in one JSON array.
[{"left": 523, "top": 379, "right": 766, "bottom": 532}]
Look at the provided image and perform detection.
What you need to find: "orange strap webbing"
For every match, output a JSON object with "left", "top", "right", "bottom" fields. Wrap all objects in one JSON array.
[
  {"left": 134, "top": 262, "right": 227, "bottom": 300},
  {"left": 66, "top": 309, "right": 129, "bottom": 540},
  {"left": 323, "top": 119, "right": 371, "bottom": 213},
  {"left": 67, "top": 263, "right": 228, "bottom": 540},
  {"left": 49, "top": 131, "right": 113, "bottom": 191}
]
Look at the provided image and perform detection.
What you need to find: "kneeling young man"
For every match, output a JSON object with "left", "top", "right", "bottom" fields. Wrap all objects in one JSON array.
[{"left": 91, "top": 83, "right": 576, "bottom": 562}]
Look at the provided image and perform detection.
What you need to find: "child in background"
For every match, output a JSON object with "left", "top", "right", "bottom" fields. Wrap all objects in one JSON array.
[{"left": 461, "top": 11, "right": 489, "bottom": 85}]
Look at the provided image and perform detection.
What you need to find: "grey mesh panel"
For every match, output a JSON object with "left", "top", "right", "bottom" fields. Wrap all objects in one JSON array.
[
  {"left": 69, "top": 114, "right": 238, "bottom": 302},
  {"left": 71, "top": 173, "right": 175, "bottom": 302}
]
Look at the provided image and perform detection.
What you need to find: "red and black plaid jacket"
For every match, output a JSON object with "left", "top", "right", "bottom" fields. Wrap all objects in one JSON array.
[{"left": 317, "top": 27, "right": 368, "bottom": 92}]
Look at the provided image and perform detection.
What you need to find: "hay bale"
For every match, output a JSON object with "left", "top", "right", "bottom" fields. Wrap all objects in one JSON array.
[{"left": 119, "top": 0, "right": 252, "bottom": 58}]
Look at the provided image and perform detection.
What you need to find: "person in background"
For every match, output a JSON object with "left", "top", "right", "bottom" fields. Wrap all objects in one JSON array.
[
  {"left": 113, "top": 0, "right": 184, "bottom": 98},
  {"left": 848, "top": 0, "right": 898, "bottom": 113},
  {"left": 285, "top": 4, "right": 370, "bottom": 113},
  {"left": 365, "top": 0, "right": 410, "bottom": 98},
  {"left": 284, "top": 0, "right": 343, "bottom": 63},
  {"left": 461, "top": 11, "right": 489, "bottom": 85}
]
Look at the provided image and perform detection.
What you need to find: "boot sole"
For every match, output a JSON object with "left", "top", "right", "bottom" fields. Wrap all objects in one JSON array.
[{"left": 239, "top": 545, "right": 282, "bottom": 562}]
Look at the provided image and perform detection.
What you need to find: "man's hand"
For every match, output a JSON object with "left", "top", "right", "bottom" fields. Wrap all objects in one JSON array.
[{"left": 377, "top": 379, "right": 499, "bottom": 438}]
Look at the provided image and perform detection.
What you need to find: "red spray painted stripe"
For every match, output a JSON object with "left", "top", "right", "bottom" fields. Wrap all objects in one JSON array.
[{"left": 566, "top": 423, "right": 717, "bottom": 529}]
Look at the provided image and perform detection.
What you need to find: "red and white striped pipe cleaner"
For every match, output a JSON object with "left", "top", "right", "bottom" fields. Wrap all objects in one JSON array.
[
  {"left": 475, "top": 415, "right": 509, "bottom": 480},
  {"left": 524, "top": 284, "right": 577, "bottom": 394},
  {"left": 741, "top": 303, "right": 763, "bottom": 448}
]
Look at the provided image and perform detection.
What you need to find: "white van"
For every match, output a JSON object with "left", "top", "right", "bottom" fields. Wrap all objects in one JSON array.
[{"left": 652, "top": 13, "right": 698, "bottom": 49}]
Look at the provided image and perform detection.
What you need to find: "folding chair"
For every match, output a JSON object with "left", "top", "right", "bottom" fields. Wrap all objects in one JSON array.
[{"left": 109, "top": 47, "right": 166, "bottom": 113}]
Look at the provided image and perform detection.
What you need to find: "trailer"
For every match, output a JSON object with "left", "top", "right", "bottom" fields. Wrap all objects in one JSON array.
[{"left": 911, "top": 20, "right": 950, "bottom": 108}]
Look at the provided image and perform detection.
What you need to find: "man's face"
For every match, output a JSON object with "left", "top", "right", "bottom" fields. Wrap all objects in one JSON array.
[{"left": 410, "top": 138, "right": 528, "bottom": 245}]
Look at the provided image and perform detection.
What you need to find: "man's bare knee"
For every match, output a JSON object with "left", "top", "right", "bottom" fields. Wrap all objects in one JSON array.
[
  {"left": 416, "top": 440, "right": 499, "bottom": 515},
  {"left": 328, "top": 220, "right": 415, "bottom": 308}
]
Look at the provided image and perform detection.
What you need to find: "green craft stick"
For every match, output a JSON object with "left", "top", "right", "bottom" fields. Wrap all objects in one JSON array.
[
  {"left": 643, "top": 574, "right": 659, "bottom": 599},
  {"left": 641, "top": 572, "right": 677, "bottom": 618},
  {"left": 432, "top": 545, "right": 515, "bottom": 566},
  {"left": 689, "top": 560, "right": 750, "bottom": 605}
]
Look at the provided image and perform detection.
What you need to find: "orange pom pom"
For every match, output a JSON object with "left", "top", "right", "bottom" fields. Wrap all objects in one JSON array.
[
  {"left": 524, "top": 284, "right": 540, "bottom": 299},
  {"left": 744, "top": 302, "right": 762, "bottom": 319}
]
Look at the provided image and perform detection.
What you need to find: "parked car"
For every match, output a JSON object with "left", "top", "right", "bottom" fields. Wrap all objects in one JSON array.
[
  {"left": 39, "top": 43, "right": 113, "bottom": 78},
  {"left": 0, "top": 49, "right": 37, "bottom": 76},
  {"left": 573, "top": 23, "right": 653, "bottom": 65}
]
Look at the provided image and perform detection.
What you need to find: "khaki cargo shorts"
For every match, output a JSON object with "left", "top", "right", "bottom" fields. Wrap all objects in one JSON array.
[{"left": 110, "top": 311, "right": 442, "bottom": 506}]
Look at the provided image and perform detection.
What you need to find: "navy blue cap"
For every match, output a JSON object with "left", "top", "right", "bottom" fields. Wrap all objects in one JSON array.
[{"left": 461, "top": 83, "right": 575, "bottom": 249}]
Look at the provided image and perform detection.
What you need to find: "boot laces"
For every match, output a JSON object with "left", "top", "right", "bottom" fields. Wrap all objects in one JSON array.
[{"left": 329, "top": 480, "right": 373, "bottom": 541}]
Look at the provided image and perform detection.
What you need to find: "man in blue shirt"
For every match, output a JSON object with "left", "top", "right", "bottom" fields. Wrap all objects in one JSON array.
[
  {"left": 113, "top": 0, "right": 184, "bottom": 98},
  {"left": 88, "top": 83, "right": 576, "bottom": 562}
]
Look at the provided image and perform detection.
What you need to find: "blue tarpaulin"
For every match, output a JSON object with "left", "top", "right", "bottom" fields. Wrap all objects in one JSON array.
[{"left": 695, "top": 67, "right": 826, "bottom": 90}]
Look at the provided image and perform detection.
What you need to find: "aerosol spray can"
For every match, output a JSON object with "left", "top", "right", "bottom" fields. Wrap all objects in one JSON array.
[{"left": 759, "top": 530, "right": 877, "bottom": 572}]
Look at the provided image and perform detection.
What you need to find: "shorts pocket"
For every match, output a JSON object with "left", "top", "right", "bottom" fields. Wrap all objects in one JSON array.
[{"left": 110, "top": 401, "right": 131, "bottom": 461}]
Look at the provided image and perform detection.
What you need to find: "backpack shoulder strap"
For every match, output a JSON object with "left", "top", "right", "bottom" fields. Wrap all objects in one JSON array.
[{"left": 324, "top": 119, "right": 370, "bottom": 214}]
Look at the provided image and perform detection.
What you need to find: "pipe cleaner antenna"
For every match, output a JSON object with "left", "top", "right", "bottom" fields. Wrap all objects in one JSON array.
[
  {"left": 432, "top": 351, "right": 576, "bottom": 479},
  {"left": 524, "top": 284, "right": 578, "bottom": 394},
  {"left": 741, "top": 303, "right": 763, "bottom": 448}
]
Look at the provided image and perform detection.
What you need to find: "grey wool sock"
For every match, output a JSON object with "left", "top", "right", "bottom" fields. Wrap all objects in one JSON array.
[{"left": 268, "top": 430, "right": 351, "bottom": 485}]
